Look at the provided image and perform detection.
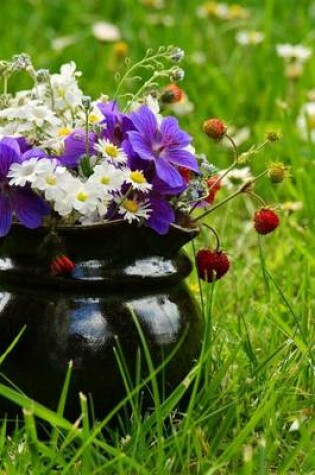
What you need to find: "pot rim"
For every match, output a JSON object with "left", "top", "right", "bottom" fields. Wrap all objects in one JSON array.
[{"left": 10, "top": 217, "right": 201, "bottom": 238}]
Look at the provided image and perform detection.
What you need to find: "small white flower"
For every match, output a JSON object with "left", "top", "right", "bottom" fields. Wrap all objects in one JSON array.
[
  {"left": 91, "top": 21, "right": 121, "bottom": 42},
  {"left": 32, "top": 161, "right": 75, "bottom": 201},
  {"left": 8, "top": 157, "right": 40, "bottom": 186},
  {"left": 235, "top": 30, "right": 265, "bottom": 46},
  {"left": 38, "top": 62, "right": 83, "bottom": 111},
  {"left": 129, "top": 94, "right": 162, "bottom": 125},
  {"left": 220, "top": 166, "right": 252, "bottom": 189},
  {"left": 222, "top": 126, "right": 251, "bottom": 148},
  {"left": 67, "top": 179, "right": 99, "bottom": 216},
  {"left": 276, "top": 44, "right": 312, "bottom": 62},
  {"left": 23, "top": 102, "right": 60, "bottom": 128},
  {"left": 167, "top": 93, "right": 194, "bottom": 116},
  {"left": 116, "top": 196, "right": 151, "bottom": 223},
  {"left": 88, "top": 162, "right": 125, "bottom": 196},
  {"left": 95, "top": 139, "right": 128, "bottom": 164},
  {"left": 124, "top": 170, "right": 152, "bottom": 192},
  {"left": 51, "top": 34, "right": 80, "bottom": 51},
  {"left": 296, "top": 101, "right": 315, "bottom": 141}
]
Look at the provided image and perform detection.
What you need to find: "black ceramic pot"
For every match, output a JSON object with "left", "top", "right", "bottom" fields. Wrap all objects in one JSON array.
[{"left": 0, "top": 220, "right": 202, "bottom": 421}]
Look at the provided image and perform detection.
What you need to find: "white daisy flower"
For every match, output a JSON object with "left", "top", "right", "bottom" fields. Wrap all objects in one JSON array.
[
  {"left": 88, "top": 162, "right": 125, "bottom": 196},
  {"left": 91, "top": 21, "right": 121, "bottom": 42},
  {"left": 296, "top": 101, "right": 315, "bottom": 141},
  {"left": 23, "top": 102, "right": 60, "bottom": 128},
  {"left": 66, "top": 179, "right": 99, "bottom": 216},
  {"left": 276, "top": 44, "right": 312, "bottom": 62},
  {"left": 95, "top": 139, "right": 128, "bottom": 164},
  {"left": 124, "top": 170, "right": 152, "bottom": 192},
  {"left": 220, "top": 166, "right": 252, "bottom": 189},
  {"left": 116, "top": 196, "right": 151, "bottom": 223},
  {"left": 8, "top": 157, "right": 40, "bottom": 186},
  {"left": 235, "top": 31, "right": 265, "bottom": 46},
  {"left": 32, "top": 161, "right": 75, "bottom": 201}
]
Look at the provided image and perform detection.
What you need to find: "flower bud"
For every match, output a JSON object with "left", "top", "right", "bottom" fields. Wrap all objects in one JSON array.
[
  {"left": 202, "top": 118, "right": 227, "bottom": 140},
  {"left": 170, "top": 47, "right": 185, "bottom": 63},
  {"left": 265, "top": 129, "right": 282, "bottom": 142},
  {"left": 268, "top": 162, "right": 289, "bottom": 184},
  {"left": 170, "top": 68, "right": 185, "bottom": 82},
  {"left": 82, "top": 95, "right": 92, "bottom": 110}
]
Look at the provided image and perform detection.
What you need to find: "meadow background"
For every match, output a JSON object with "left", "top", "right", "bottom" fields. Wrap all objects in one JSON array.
[{"left": 0, "top": 0, "right": 315, "bottom": 473}]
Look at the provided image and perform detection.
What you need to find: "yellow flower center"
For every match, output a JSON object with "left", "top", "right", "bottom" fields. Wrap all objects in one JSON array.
[
  {"left": 46, "top": 175, "right": 57, "bottom": 186},
  {"left": 130, "top": 171, "right": 146, "bottom": 184},
  {"left": 88, "top": 113, "right": 100, "bottom": 124},
  {"left": 101, "top": 176, "right": 110, "bottom": 185},
  {"left": 204, "top": 2, "right": 218, "bottom": 15},
  {"left": 104, "top": 144, "right": 118, "bottom": 158},
  {"left": 77, "top": 191, "right": 88, "bottom": 202},
  {"left": 113, "top": 41, "right": 128, "bottom": 58},
  {"left": 123, "top": 199, "right": 139, "bottom": 213},
  {"left": 229, "top": 4, "right": 248, "bottom": 18},
  {"left": 57, "top": 127, "right": 72, "bottom": 137}
]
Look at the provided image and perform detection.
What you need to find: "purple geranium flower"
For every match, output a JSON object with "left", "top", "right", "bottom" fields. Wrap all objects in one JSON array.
[
  {"left": 97, "top": 101, "right": 134, "bottom": 145},
  {"left": 147, "top": 194, "right": 175, "bottom": 235},
  {"left": 60, "top": 129, "right": 97, "bottom": 167},
  {"left": 127, "top": 106, "right": 199, "bottom": 189},
  {"left": 0, "top": 138, "right": 50, "bottom": 237}
]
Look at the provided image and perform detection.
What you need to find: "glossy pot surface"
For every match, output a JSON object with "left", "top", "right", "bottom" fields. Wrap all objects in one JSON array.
[{"left": 0, "top": 221, "right": 202, "bottom": 420}]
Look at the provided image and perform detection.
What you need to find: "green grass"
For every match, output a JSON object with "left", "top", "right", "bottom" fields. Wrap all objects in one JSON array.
[{"left": 0, "top": 0, "right": 315, "bottom": 473}]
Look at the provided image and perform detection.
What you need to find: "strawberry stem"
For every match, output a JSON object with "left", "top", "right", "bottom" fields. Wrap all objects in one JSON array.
[{"left": 202, "top": 223, "right": 221, "bottom": 251}]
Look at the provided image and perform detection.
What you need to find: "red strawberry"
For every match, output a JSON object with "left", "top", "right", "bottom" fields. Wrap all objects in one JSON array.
[
  {"left": 178, "top": 166, "right": 191, "bottom": 184},
  {"left": 196, "top": 248, "right": 230, "bottom": 282},
  {"left": 202, "top": 118, "right": 227, "bottom": 140},
  {"left": 205, "top": 175, "right": 221, "bottom": 204},
  {"left": 253, "top": 208, "right": 280, "bottom": 235},
  {"left": 161, "top": 83, "right": 184, "bottom": 103},
  {"left": 50, "top": 255, "right": 76, "bottom": 276}
]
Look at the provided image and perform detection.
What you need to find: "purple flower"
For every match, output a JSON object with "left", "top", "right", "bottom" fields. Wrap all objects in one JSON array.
[
  {"left": 0, "top": 138, "right": 50, "bottom": 237},
  {"left": 97, "top": 101, "right": 134, "bottom": 144},
  {"left": 147, "top": 194, "right": 175, "bottom": 235},
  {"left": 127, "top": 106, "right": 198, "bottom": 189},
  {"left": 60, "top": 129, "right": 97, "bottom": 167}
]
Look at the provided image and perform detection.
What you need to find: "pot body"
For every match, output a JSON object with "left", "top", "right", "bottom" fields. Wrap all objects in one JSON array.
[{"left": 0, "top": 222, "right": 202, "bottom": 420}]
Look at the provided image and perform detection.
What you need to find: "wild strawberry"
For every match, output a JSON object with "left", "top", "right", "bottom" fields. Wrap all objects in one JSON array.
[
  {"left": 196, "top": 248, "right": 230, "bottom": 282},
  {"left": 178, "top": 166, "right": 191, "bottom": 184},
  {"left": 50, "top": 255, "right": 76, "bottom": 276},
  {"left": 253, "top": 208, "right": 280, "bottom": 235},
  {"left": 161, "top": 83, "right": 184, "bottom": 104},
  {"left": 202, "top": 118, "right": 227, "bottom": 140},
  {"left": 205, "top": 175, "right": 221, "bottom": 204},
  {"left": 267, "top": 162, "right": 289, "bottom": 184}
]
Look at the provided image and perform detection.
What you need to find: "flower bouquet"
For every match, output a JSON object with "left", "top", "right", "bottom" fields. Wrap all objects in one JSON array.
[
  {"left": 0, "top": 49, "right": 286, "bottom": 419},
  {"left": 0, "top": 49, "right": 284, "bottom": 281}
]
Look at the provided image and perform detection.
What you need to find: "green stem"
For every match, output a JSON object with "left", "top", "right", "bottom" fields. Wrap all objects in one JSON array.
[
  {"left": 3, "top": 76, "right": 8, "bottom": 96},
  {"left": 85, "top": 109, "right": 90, "bottom": 157},
  {"left": 225, "top": 134, "right": 239, "bottom": 162},
  {"left": 246, "top": 190, "right": 267, "bottom": 207},
  {"left": 201, "top": 223, "right": 221, "bottom": 250},
  {"left": 192, "top": 185, "right": 244, "bottom": 222},
  {"left": 192, "top": 169, "right": 268, "bottom": 222},
  {"left": 113, "top": 49, "right": 170, "bottom": 102}
]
